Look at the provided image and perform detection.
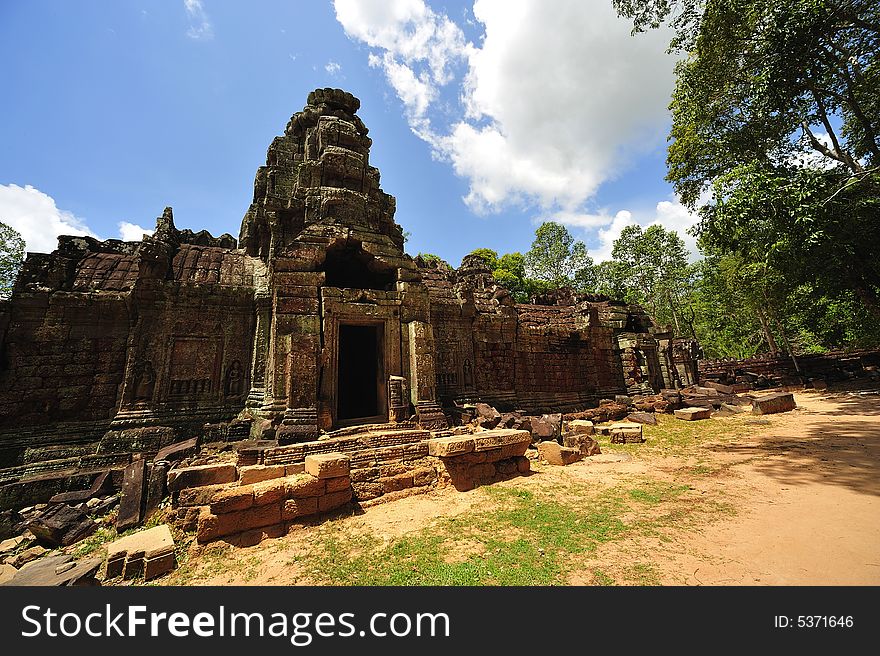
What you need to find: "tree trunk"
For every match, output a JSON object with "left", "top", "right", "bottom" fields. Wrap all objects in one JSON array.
[
  {"left": 756, "top": 307, "right": 779, "bottom": 355},
  {"left": 854, "top": 284, "right": 880, "bottom": 320},
  {"left": 773, "top": 316, "right": 801, "bottom": 374}
]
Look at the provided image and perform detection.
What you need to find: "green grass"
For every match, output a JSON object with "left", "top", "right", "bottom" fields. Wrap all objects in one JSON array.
[{"left": 293, "top": 479, "right": 700, "bottom": 586}]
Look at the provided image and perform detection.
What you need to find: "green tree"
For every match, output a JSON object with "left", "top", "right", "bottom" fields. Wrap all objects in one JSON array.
[
  {"left": 524, "top": 222, "right": 595, "bottom": 292},
  {"left": 616, "top": 0, "right": 880, "bottom": 336},
  {"left": 468, "top": 248, "right": 499, "bottom": 270},
  {"left": 0, "top": 221, "right": 25, "bottom": 299},
  {"left": 608, "top": 224, "right": 696, "bottom": 334}
]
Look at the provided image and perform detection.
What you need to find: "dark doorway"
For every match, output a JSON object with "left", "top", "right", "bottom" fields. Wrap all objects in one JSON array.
[{"left": 337, "top": 324, "right": 382, "bottom": 421}]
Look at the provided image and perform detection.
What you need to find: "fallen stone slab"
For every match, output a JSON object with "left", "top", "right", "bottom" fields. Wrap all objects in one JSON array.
[
  {"left": 0, "top": 563, "right": 16, "bottom": 585},
  {"left": 703, "top": 381, "right": 735, "bottom": 394},
  {"left": 155, "top": 437, "right": 199, "bottom": 463},
  {"left": 116, "top": 459, "right": 147, "bottom": 532},
  {"left": 562, "top": 433, "right": 601, "bottom": 456},
  {"left": 474, "top": 403, "right": 501, "bottom": 429},
  {"left": 752, "top": 392, "right": 796, "bottom": 415},
  {"left": 2, "top": 554, "right": 102, "bottom": 587},
  {"left": 0, "top": 535, "right": 25, "bottom": 556},
  {"left": 426, "top": 435, "right": 475, "bottom": 457},
  {"left": 529, "top": 416, "right": 557, "bottom": 441},
  {"left": 610, "top": 423, "right": 645, "bottom": 444},
  {"left": 49, "top": 471, "right": 111, "bottom": 505},
  {"left": 167, "top": 462, "right": 238, "bottom": 492},
  {"left": 625, "top": 412, "right": 658, "bottom": 425},
  {"left": 537, "top": 441, "right": 583, "bottom": 466},
  {"left": 674, "top": 407, "right": 712, "bottom": 421},
  {"left": 304, "top": 453, "right": 350, "bottom": 480},
  {"left": 105, "top": 524, "right": 176, "bottom": 581},
  {"left": 565, "top": 420, "right": 595, "bottom": 435},
  {"left": 9, "top": 545, "right": 48, "bottom": 568},
  {"left": 26, "top": 504, "right": 97, "bottom": 547}
]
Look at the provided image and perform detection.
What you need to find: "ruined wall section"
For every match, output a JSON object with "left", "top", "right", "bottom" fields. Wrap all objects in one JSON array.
[
  {"left": 0, "top": 211, "right": 256, "bottom": 477},
  {"left": 421, "top": 256, "right": 653, "bottom": 413}
]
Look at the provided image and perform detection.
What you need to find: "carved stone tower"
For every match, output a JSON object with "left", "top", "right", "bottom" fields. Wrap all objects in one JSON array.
[{"left": 240, "top": 88, "right": 447, "bottom": 442}]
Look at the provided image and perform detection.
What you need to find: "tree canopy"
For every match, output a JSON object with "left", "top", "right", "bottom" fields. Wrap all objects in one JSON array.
[{"left": 0, "top": 221, "right": 25, "bottom": 299}]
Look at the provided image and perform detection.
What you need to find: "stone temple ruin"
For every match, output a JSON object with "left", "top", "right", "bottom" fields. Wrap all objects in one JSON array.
[{"left": 0, "top": 89, "right": 703, "bottom": 558}]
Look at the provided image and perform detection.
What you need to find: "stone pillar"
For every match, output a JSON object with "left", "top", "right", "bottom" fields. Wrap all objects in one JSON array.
[{"left": 407, "top": 321, "right": 447, "bottom": 430}]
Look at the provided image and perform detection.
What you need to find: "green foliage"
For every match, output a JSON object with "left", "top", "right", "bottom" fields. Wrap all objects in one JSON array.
[
  {"left": 603, "top": 224, "right": 696, "bottom": 334},
  {"left": 524, "top": 222, "right": 595, "bottom": 292},
  {"left": 416, "top": 252, "right": 445, "bottom": 266},
  {"left": 616, "top": 0, "right": 880, "bottom": 348},
  {"left": 0, "top": 221, "right": 25, "bottom": 299},
  {"left": 468, "top": 248, "right": 499, "bottom": 270}
]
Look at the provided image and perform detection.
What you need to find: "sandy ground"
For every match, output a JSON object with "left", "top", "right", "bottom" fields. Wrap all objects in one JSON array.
[
  {"left": 169, "top": 389, "right": 880, "bottom": 586},
  {"left": 648, "top": 391, "right": 880, "bottom": 585}
]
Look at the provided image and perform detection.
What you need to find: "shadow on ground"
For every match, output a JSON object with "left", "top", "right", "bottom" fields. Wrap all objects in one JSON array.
[{"left": 708, "top": 393, "right": 880, "bottom": 497}]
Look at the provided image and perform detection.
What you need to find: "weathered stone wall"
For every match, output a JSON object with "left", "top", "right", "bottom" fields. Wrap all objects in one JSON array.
[{"left": 699, "top": 348, "right": 880, "bottom": 385}]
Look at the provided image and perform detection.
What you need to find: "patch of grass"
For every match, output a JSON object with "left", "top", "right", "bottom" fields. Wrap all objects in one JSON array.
[
  {"left": 298, "top": 486, "right": 636, "bottom": 586},
  {"left": 626, "top": 562, "right": 661, "bottom": 586},
  {"left": 70, "top": 526, "right": 118, "bottom": 558},
  {"left": 592, "top": 569, "right": 616, "bottom": 586},
  {"left": 627, "top": 481, "right": 691, "bottom": 505}
]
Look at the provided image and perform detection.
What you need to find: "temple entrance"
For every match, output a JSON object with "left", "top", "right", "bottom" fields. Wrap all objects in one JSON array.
[{"left": 336, "top": 323, "right": 383, "bottom": 422}]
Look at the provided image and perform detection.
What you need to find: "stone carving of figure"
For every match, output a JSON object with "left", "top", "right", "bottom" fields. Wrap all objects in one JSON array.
[
  {"left": 134, "top": 362, "right": 155, "bottom": 402},
  {"left": 225, "top": 360, "right": 243, "bottom": 397},
  {"left": 462, "top": 358, "right": 474, "bottom": 387}
]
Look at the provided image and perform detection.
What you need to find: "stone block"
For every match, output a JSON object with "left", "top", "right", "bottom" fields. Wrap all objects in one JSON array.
[
  {"left": 563, "top": 434, "right": 602, "bottom": 456},
  {"left": 167, "top": 463, "right": 237, "bottom": 491},
  {"left": 209, "top": 486, "right": 254, "bottom": 514},
  {"left": 281, "top": 497, "right": 319, "bottom": 521},
  {"left": 500, "top": 441, "right": 530, "bottom": 458},
  {"left": 703, "top": 381, "right": 735, "bottom": 394},
  {"left": 412, "top": 467, "right": 437, "bottom": 487},
  {"left": 239, "top": 465, "right": 286, "bottom": 485},
  {"left": 674, "top": 407, "right": 713, "bottom": 421},
  {"left": 285, "top": 474, "right": 325, "bottom": 499},
  {"left": 318, "top": 489, "right": 353, "bottom": 512},
  {"left": 324, "top": 476, "right": 351, "bottom": 493},
  {"left": 472, "top": 429, "right": 531, "bottom": 453},
  {"left": 252, "top": 479, "right": 286, "bottom": 506},
  {"left": 626, "top": 412, "right": 658, "bottom": 425},
  {"left": 117, "top": 459, "right": 147, "bottom": 532},
  {"left": 566, "top": 420, "right": 595, "bottom": 435},
  {"left": 304, "top": 453, "right": 350, "bottom": 479},
  {"left": 106, "top": 524, "right": 175, "bottom": 581},
  {"left": 381, "top": 473, "right": 413, "bottom": 494},
  {"left": 610, "top": 423, "right": 644, "bottom": 444},
  {"left": 177, "top": 483, "right": 227, "bottom": 507},
  {"left": 427, "top": 435, "right": 474, "bottom": 457},
  {"left": 537, "top": 441, "right": 583, "bottom": 466},
  {"left": 516, "top": 456, "right": 530, "bottom": 474},
  {"left": 27, "top": 504, "right": 97, "bottom": 547},
  {"left": 751, "top": 393, "right": 796, "bottom": 415},
  {"left": 351, "top": 481, "right": 385, "bottom": 501},
  {"left": 155, "top": 438, "right": 199, "bottom": 463}
]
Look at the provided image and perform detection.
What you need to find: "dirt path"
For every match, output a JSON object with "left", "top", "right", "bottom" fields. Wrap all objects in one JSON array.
[
  {"left": 165, "top": 389, "right": 880, "bottom": 586},
  {"left": 649, "top": 391, "right": 880, "bottom": 585}
]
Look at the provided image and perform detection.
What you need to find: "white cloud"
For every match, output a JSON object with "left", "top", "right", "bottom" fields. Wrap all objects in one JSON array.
[
  {"left": 0, "top": 184, "right": 98, "bottom": 254},
  {"left": 184, "top": 0, "right": 213, "bottom": 40},
  {"left": 552, "top": 200, "right": 700, "bottom": 263},
  {"left": 334, "top": 0, "right": 676, "bottom": 214},
  {"left": 325, "top": 60, "right": 342, "bottom": 76},
  {"left": 118, "top": 221, "right": 154, "bottom": 242}
]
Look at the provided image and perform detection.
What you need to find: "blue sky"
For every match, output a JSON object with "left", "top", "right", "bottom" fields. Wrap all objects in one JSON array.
[{"left": 0, "top": 0, "right": 695, "bottom": 266}]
